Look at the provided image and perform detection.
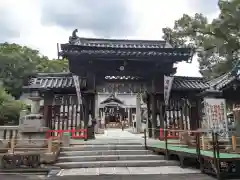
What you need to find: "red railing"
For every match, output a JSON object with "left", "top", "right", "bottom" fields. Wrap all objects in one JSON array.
[
  {"left": 159, "top": 128, "right": 178, "bottom": 140},
  {"left": 45, "top": 129, "right": 87, "bottom": 139}
]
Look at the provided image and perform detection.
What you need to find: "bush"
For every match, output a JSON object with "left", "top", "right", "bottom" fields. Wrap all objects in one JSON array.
[{"left": 0, "top": 87, "right": 25, "bottom": 125}]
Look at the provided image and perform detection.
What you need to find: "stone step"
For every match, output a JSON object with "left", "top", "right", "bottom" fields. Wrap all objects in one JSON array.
[
  {"left": 61, "top": 144, "right": 144, "bottom": 151},
  {"left": 58, "top": 154, "right": 164, "bottom": 162},
  {"left": 55, "top": 160, "right": 179, "bottom": 168},
  {"left": 70, "top": 141, "right": 143, "bottom": 146},
  {"left": 55, "top": 166, "right": 201, "bottom": 176},
  {"left": 60, "top": 149, "right": 153, "bottom": 156}
]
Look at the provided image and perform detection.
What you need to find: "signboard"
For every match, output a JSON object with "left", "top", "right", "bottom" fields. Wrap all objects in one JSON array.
[
  {"left": 203, "top": 98, "right": 228, "bottom": 137},
  {"left": 73, "top": 75, "right": 82, "bottom": 105},
  {"left": 164, "top": 75, "right": 174, "bottom": 105}
]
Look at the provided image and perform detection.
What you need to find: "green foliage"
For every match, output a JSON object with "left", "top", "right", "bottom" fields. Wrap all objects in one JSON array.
[
  {"left": 0, "top": 43, "right": 69, "bottom": 124},
  {"left": 0, "top": 87, "right": 25, "bottom": 125},
  {"left": 162, "top": 0, "right": 240, "bottom": 78},
  {"left": 0, "top": 43, "right": 69, "bottom": 98}
]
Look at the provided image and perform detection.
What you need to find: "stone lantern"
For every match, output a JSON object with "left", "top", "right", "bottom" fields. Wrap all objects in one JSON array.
[
  {"left": 18, "top": 83, "right": 50, "bottom": 147},
  {"left": 28, "top": 84, "right": 42, "bottom": 114}
]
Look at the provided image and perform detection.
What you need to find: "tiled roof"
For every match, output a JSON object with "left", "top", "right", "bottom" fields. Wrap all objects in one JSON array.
[
  {"left": 172, "top": 76, "right": 208, "bottom": 90},
  {"left": 69, "top": 37, "right": 168, "bottom": 48},
  {"left": 60, "top": 47, "right": 192, "bottom": 60},
  {"left": 24, "top": 71, "right": 240, "bottom": 92},
  {"left": 60, "top": 30, "right": 193, "bottom": 62},
  {"left": 27, "top": 73, "right": 75, "bottom": 89},
  {"left": 207, "top": 72, "right": 236, "bottom": 89},
  {"left": 25, "top": 73, "right": 208, "bottom": 91},
  {"left": 67, "top": 29, "right": 169, "bottom": 48}
]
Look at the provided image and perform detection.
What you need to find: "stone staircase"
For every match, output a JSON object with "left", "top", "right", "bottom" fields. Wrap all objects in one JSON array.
[{"left": 55, "top": 141, "right": 179, "bottom": 169}]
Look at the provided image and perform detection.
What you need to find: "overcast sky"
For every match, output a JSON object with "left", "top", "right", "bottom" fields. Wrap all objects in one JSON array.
[{"left": 0, "top": 0, "right": 219, "bottom": 77}]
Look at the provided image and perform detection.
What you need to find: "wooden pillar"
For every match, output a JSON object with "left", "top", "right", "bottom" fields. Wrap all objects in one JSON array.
[
  {"left": 90, "top": 94, "right": 95, "bottom": 119},
  {"left": 159, "top": 99, "right": 164, "bottom": 129},
  {"left": 151, "top": 94, "right": 157, "bottom": 138},
  {"left": 151, "top": 79, "right": 157, "bottom": 138},
  {"left": 83, "top": 94, "right": 89, "bottom": 130},
  {"left": 136, "top": 93, "right": 141, "bottom": 132},
  {"left": 189, "top": 99, "right": 199, "bottom": 130},
  {"left": 147, "top": 94, "right": 153, "bottom": 138},
  {"left": 43, "top": 92, "right": 54, "bottom": 128}
]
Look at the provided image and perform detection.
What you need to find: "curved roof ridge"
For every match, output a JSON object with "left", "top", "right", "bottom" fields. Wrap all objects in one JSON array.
[{"left": 79, "top": 37, "right": 166, "bottom": 44}]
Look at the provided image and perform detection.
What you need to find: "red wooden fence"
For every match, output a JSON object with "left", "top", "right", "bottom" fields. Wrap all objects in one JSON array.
[{"left": 46, "top": 129, "right": 87, "bottom": 139}]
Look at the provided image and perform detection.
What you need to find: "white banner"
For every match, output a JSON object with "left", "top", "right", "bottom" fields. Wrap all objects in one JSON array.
[
  {"left": 73, "top": 75, "right": 82, "bottom": 105},
  {"left": 164, "top": 75, "right": 174, "bottom": 105},
  {"left": 203, "top": 98, "right": 228, "bottom": 137}
]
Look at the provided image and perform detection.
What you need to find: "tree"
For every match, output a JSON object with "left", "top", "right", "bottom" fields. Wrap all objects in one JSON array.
[
  {"left": 0, "top": 43, "right": 68, "bottom": 98},
  {"left": 36, "top": 58, "right": 69, "bottom": 73},
  {"left": 162, "top": 0, "right": 240, "bottom": 78},
  {"left": 0, "top": 87, "right": 25, "bottom": 125}
]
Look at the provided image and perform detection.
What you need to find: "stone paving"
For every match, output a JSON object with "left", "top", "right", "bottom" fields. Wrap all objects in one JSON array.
[
  {"left": 0, "top": 174, "right": 46, "bottom": 180},
  {"left": 69, "top": 128, "right": 144, "bottom": 145},
  {"left": 49, "top": 174, "right": 216, "bottom": 180}
]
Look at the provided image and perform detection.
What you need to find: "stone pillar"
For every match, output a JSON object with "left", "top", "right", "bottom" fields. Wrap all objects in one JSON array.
[
  {"left": 129, "top": 108, "right": 132, "bottom": 127},
  {"left": 136, "top": 93, "right": 141, "bottom": 133},
  {"left": 102, "top": 111, "right": 105, "bottom": 128},
  {"left": 20, "top": 110, "right": 27, "bottom": 119},
  {"left": 128, "top": 108, "right": 130, "bottom": 125},
  {"left": 31, "top": 100, "right": 41, "bottom": 114}
]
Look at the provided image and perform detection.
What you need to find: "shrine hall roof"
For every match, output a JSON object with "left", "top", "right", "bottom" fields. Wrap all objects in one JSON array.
[{"left": 100, "top": 94, "right": 124, "bottom": 105}]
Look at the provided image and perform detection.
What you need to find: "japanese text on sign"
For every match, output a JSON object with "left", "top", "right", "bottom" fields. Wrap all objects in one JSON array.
[{"left": 203, "top": 98, "right": 228, "bottom": 137}]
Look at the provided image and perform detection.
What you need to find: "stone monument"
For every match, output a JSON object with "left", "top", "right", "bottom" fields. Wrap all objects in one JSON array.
[{"left": 18, "top": 114, "right": 49, "bottom": 147}]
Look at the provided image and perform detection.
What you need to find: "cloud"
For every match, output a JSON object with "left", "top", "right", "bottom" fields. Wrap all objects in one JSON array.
[
  {"left": 0, "top": 4, "right": 21, "bottom": 41},
  {"left": 188, "top": 0, "right": 219, "bottom": 14},
  {"left": 40, "top": 0, "right": 138, "bottom": 37},
  {"left": 0, "top": 0, "right": 220, "bottom": 77}
]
